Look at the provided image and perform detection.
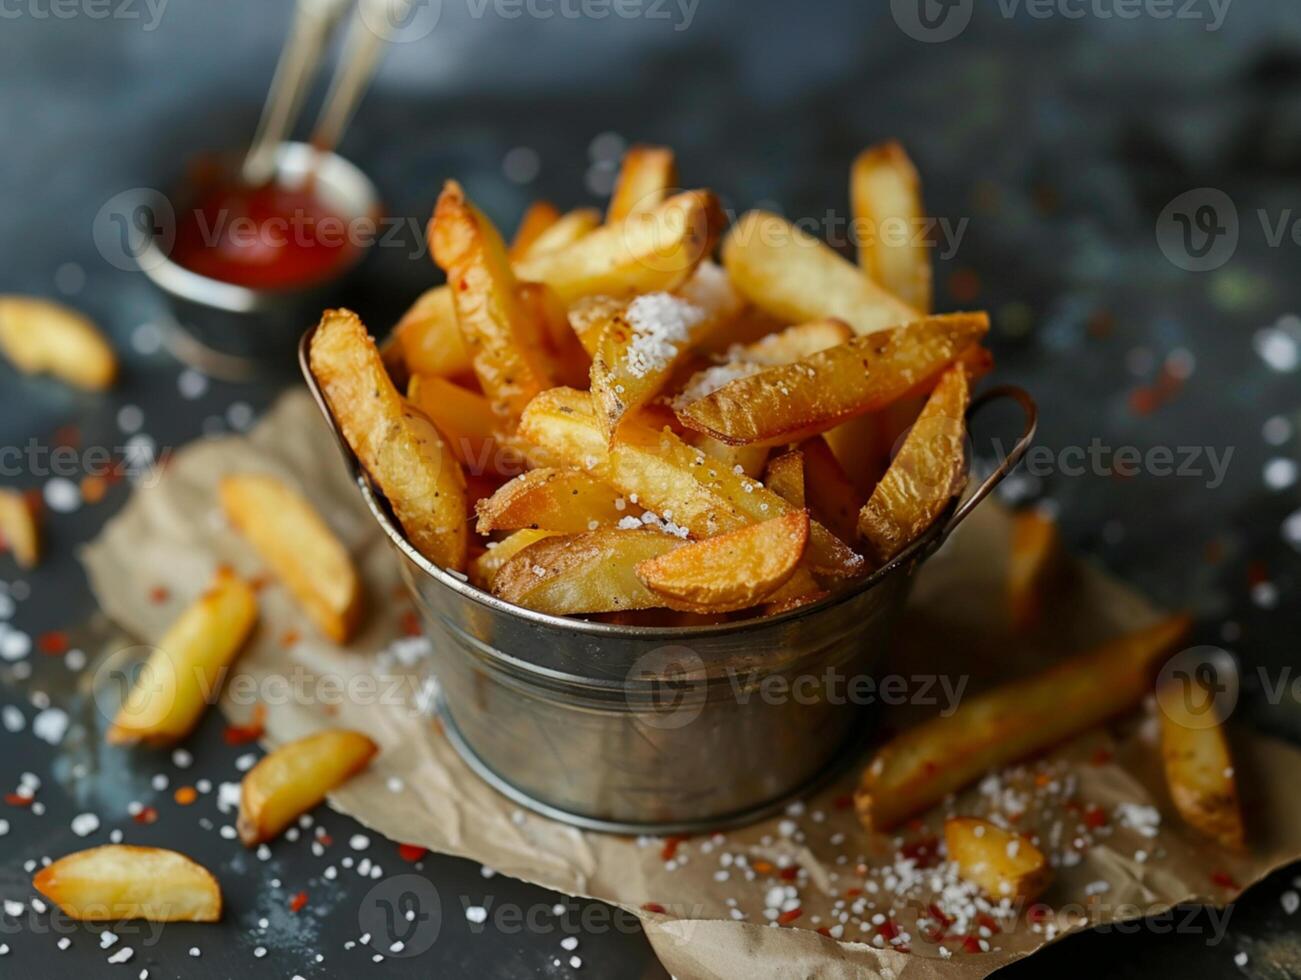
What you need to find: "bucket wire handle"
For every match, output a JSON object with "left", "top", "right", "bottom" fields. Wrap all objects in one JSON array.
[{"left": 941, "top": 384, "right": 1038, "bottom": 538}]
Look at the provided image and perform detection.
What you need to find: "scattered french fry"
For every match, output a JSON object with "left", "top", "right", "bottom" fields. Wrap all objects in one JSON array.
[
  {"left": 945, "top": 817, "right": 1051, "bottom": 902},
  {"left": 238, "top": 729, "right": 378, "bottom": 845},
  {"left": 0, "top": 488, "right": 41, "bottom": 568},
  {"left": 34, "top": 846, "right": 221, "bottom": 922},
  {"left": 852, "top": 141, "right": 932, "bottom": 313},
  {"left": 309, "top": 308, "right": 468, "bottom": 570},
  {"left": 509, "top": 200, "right": 562, "bottom": 260},
  {"left": 107, "top": 569, "right": 257, "bottom": 746},
  {"left": 1008, "top": 508, "right": 1061, "bottom": 631},
  {"left": 476, "top": 468, "right": 626, "bottom": 534},
  {"left": 430, "top": 181, "right": 555, "bottom": 419},
  {"left": 721, "top": 211, "right": 918, "bottom": 335},
  {"left": 636, "top": 510, "right": 809, "bottom": 612},
  {"left": 219, "top": 474, "right": 363, "bottom": 643},
  {"left": 493, "top": 528, "right": 685, "bottom": 615},
  {"left": 607, "top": 144, "right": 678, "bottom": 224},
  {"left": 678, "top": 313, "right": 987, "bottom": 447},
  {"left": 854, "top": 615, "right": 1193, "bottom": 831},
  {"left": 858, "top": 364, "right": 970, "bottom": 562},
  {"left": 1158, "top": 676, "right": 1245, "bottom": 850},
  {"left": 0, "top": 295, "right": 118, "bottom": 390}
]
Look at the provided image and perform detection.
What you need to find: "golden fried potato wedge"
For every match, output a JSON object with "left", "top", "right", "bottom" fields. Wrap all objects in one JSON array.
[
  {"left": 407, "top": 374, "right": 508, "bottom": 477},
  {"left": 392, "top": 286, "right": 472, "bottom": 379},
  {"left": 1008, "top": 508, "right": 1061, "bottom": 631},
  {"left": 476, "top": 468, "right": 626, "bottom": 534},
  {"left": 430, "top": 181, "right": 554, "bottom": 419},
  {"left": 0, "top": 296, "right": 117, "bottom": 390},
  {"left": 509, "top": 200, "right": 562, "bottom": 260},
  {"left": 238, "top": 729, "right": 378, "bottom": 845},
  {"left": 517, "top": 280, "right": 592, "bottom": 389},
  {"left": 678, "top": 313, "right": 988, "bottom": 447},
  {"left": 764, "top": 450, "right": 805, "bottom": 507},
  {"left": 800, "top": 436, "right": 862, "bottom": 546},
  {"left": 636, "top": 511, "right": 808, "bottom": 612},
  {"left": 471, "top": 528, "right": 556, "bottom": 590},
  {"left": 721, "top": 211, "right": 918, "bottom": 335},
  {"left": 219, "top": 474, "right": 362, "bottom": 643},
  {"left": 494, "top": 528, "right": 685, "bottom": 615},
  {"left": 520, "top": 207, "right": 601, "bottom": 259},
  {"left": 1158, "top": 676, "right": 1245, "bottom": 850},
  {"left": 569, "top": 294, "right": 628, "bottom": 356},
  {"left": 309, "top": 309, "right": 468, "bottom": 570},
  {"left": 0, "top": 488, "right": 41, "bottom": 568},
  {"left": 607, "top": 145, "right": 678, "bottom": 224},
  {"left": 852, "top": 141, "right": 932, "bottom": 313},
  {"left": 107, "top": 569, "right": 257, "bottom": 746},
  {"left": 854, "top": 615, "right": 1192, "bottom": 831},
  {"left": 857, "top": 364, "right": 969, "bottom": 562},
  {"left": 688, "top": 433, "right": 770, "bottom": 481},
  {"left": 34, "top": 846, "right": 221, "bottom": 922},
  {"left": 735, "top": 318, "right": 854, "bottom": 366},
  {"left": 945, "top": 818, "right": 1051, "bottom": 902},
  {"left": 514, "top": 190, "right": 724, "bottom": 304}
]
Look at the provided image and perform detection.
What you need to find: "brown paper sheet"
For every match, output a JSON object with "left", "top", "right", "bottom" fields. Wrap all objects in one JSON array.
[{"left": 82, "top": 392, "right": 1301, "bottom": 979}]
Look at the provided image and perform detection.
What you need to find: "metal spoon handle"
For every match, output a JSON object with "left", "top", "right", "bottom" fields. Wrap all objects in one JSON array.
[
  {"left": 310, "top": 0, "right": 412, "bottom": 154},
  {"left": 241, "top": 0, "right": 352, "bottom": 187}
]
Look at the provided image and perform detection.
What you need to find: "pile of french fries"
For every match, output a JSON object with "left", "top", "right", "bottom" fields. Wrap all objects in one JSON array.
[{"left": 311, "top": 142, "right": 995, "bottom": 622}]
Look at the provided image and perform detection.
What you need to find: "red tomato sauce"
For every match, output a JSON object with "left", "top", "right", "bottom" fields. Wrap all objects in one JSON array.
[{"left": 171, "top": 178, "right": 356, "bottom": 290}]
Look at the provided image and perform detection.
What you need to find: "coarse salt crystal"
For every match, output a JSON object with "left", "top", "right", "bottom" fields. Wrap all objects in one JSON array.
[{"left": 623, "top": 293, "right": 706, "bottom": 379}]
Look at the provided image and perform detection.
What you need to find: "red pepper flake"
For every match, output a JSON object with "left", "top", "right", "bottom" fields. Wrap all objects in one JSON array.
[
  {"left": 5, "top": 792, "right": 32, "bottom": 807},
  {"left": 1211, "top": 870, "right": 1239, "bottom": 890},
  {"left": 899, "top": 835, "right": 941, "bottom": 869},
  {"left": 80, "top": 474, "right": 108, "bottom": 505},
  {"left": 877, "top": 919, "right": 901, "bottom": 941},
  {"left": 317, "top": 833, "right": 333, "bottom": 847},
  {"left": 947, "top": 268, "right": 981, "bottom": 304},
  {"left": 776, "top": 908, "right": 802, "bottom": 926},
  {"left": 248, "top": 574, "right": 273, "bottom": 593},
  {"left": 38, "top": 631, "right": 69, "bottom": 655},
  {"left": 223, "top": 704, "right": 267, "bottom": 746},
  {"left": 280, "top": 629, "right": 300, "bottom": 648},
  {"left": 832, "top": 794, "right": 854, "bottom": 810},
  {"left": 1089, "top": 747, "right": 1113, "bottom": 766},
  {"left": 289, "top": 891, "right": 308, "bottom": 913},
  {"left": 51, "top": 424, "right": 81, "bottom": 449},
  {"left": 816, "top": 926, "right": 832, "bottom": 938},
  {"left": 752, "top": 860, "right": 775, "bottom": 875},
  {"left": 1026, "top": 904, "right": 1052, "bottom": 925},
  {"left": 148, "top": 586, "right": 171, "bottom": 604},
  {"left": 397, "top": 844, "right": 427, "bottom": 863},
  {"left": 133, "top": 805, "right": 159, "bottom": 825},
  {"left": 641, "top": 903, "right": 666, "bottom": 914},
  {"left": 975, "top": 912, "right": 1000, "bottom": 935},
  {"left": 844, "top": 888, "right": 863, "bottom": 898},
  {"left": 1083, "top": 805, "right": 1108, "bottom": 829},
  {"left": 927, "top": 904, "right": 954, "bottom": 928},
  {"left": 660, "top": 836, "right": 685, "bottom": 862},
  {"left": 400, "top": 610, "right": 422, "bottom": 637},
  {"left": 778, "top": 865, "right": 800, "bottom": 882},
  {"left": 174, "top": 786, "right": 198, "bottom": 806},
  {"left": 962, "top": 935, "right": 983, "bottom": 954}
]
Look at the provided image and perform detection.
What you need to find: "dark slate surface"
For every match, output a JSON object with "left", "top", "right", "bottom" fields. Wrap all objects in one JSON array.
[{"left": 1, "top": 1, "right": 1299, "bottom": 977}]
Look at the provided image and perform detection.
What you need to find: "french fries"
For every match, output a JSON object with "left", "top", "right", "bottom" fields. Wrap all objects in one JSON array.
[
  {"left": 219, "top": 474, "right": 363, "bottom": 643},
  {"left": 852, "top": 141, "right": 932, "bottom": 313},
  {"left": 607, "top": 144, "right": 678, "bottom": 224},
  {"left": 735, "top": 318, "right": 853, "bottom": 365},
  {"left": 857, "top": 364, "right": 969, "bottom": 562},
  {"left": 476, "top": 468, "right": 626, "bottom": 534},
  {"left": 799, "top": 436, "right": 862, "bottom": 546},
  {"left": 407, "top": 374, "right": 509, "bottom": 476},
  {"left": 471, "top": 528, "right": 556, "bottom": 589},
  {"left": 854, "top": 615, "right": 1192, "bottom": 831},
  {"left": 678, "top": 313, "right": 987, "bottom": 447},
  {"left": 0, "top": 488, "right": 41, "bottom": 568},
  {"left": 1008, "top": 508, "right": 1061, "bottom": 631},
  {"left": 493, "top": 528, "right": 685, "bottom": 615},
  {"left": 509, "top": 200, "right": 562, "bottom": 260},
  {"left": 309, "top": 308, "right": 468, "bottom": 570},
  {"left": 0, "top": 295, "right": 118, "bottom": 390},
  {"left": 430, "top": 181, "right": 555, "bottom": 419},
  {"left": 764, "top": 450, "right": 805, "bottom": 507},
  {"left": 944, "top": 818, "right": 1051, "bottom": 902},
  {"left": 1158, "top": 676, "right": 1245, "bottom": 850},
  {"left": 636, "top": 511, "right": 809, "bottom": 612},
  {"left": 34, "top": 846, "right": 221, "bottom": 922},
  {"left": 107, "top": 569, "right": 257, "bottom": 746},
  {"left": 721, "top": 211, "right": 918, "bottom": 335},
  {"left": 392, "top": 286, "right": 472, "bottom": 379},
  {"left": 520, "top": 207, "right": 602, "bottom": 259},
  {"left": 237, "top": 729, "right": 378, "bottom": 845}
]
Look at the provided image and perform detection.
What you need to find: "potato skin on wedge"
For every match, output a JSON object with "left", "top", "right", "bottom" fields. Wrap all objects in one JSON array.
[
  {"left": 238, "top": 729, "right": 379, "bottom": 845},
  {"left": 945, "top": 817, "right": 1051, "bottom": 902},
  {"left": 1158, "top": 676, "right": 1245, "bottom": 851},
  {"left": 34, "top": 845, "right": 222, "bottom": 922}
]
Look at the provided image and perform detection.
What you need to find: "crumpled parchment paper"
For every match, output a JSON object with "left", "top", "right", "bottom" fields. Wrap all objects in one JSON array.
[{"left": 82, "top": 391, "right": 1301, "bottom": 979}]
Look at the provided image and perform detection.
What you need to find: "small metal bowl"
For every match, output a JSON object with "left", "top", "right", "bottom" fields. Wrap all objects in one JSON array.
[
  {"left": 301, "top": 326, "right": 1037, "bottom": 833},
  {"left": 137, "top": 143, "right": 380, "bottom": 374}
]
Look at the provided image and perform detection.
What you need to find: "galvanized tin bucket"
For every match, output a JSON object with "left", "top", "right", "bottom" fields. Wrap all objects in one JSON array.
[{"left": 300, "top": 327, "right": 1036, "bottom": 833}]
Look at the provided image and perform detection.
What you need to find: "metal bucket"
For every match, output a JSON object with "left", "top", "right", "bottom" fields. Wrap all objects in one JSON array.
[{"left": 300, "top": 327, "right": 1037, "bottom": 833}]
